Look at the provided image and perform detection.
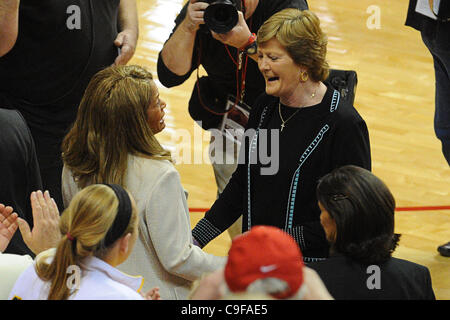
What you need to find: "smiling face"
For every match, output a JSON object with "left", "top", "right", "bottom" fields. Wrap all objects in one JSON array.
[
  {"left": 257, "top": 37, "right": 304, "bottom": 102},
  {"left": 146, "top": 81, "right": 166, "bottom": 134}
]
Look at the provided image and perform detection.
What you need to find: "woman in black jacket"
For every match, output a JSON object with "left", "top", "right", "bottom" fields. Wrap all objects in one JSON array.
[{"left": 308, "top": 165, "right": 435, "bottom": 300}]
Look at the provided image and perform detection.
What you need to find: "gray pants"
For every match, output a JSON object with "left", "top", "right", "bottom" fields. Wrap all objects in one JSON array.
[{"left": 209, "top": 134, "right": 242, "bottom": 240}]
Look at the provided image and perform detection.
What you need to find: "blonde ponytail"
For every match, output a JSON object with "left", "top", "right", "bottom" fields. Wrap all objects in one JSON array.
[{"left": 35, "top": 184, "right": 137, "bottom": 300}]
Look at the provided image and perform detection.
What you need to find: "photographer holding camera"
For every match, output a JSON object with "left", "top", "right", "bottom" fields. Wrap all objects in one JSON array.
[{"left": 157, "top": 0, "right": 308, "bottom": 239}]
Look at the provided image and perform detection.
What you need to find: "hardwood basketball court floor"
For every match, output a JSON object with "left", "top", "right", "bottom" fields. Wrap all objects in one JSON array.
[{"left": 131, "top": 0, "right": 449, "bottom": 299}]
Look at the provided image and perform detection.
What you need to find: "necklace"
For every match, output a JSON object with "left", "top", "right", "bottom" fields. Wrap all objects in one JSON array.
[
  {"left": 278, "top": 87, "right": 319, "bottom": 132},
  {"left": 278, "top": 102, "right": 301, "bottom": 132}
]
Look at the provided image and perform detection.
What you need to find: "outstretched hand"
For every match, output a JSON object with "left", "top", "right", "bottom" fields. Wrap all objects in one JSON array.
[
  {"left": 0, "top": 204, "right": 19, "bottom": 252},
  {"left": 17, "top": 190, "right": 61, "bottom": 255}
]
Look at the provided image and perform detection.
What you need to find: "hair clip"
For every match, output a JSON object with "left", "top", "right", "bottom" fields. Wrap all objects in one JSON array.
[{"left": 332, "top": 194, "right": 348, "bottom": 201}]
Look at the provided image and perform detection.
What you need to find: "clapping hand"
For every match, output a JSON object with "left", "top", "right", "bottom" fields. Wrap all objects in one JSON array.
[
  {"left": 0, "top": 204, "right": 19, "bottom": 252},
  {"left": 17, "top": 190, "right": 61, "bottom": 255}
]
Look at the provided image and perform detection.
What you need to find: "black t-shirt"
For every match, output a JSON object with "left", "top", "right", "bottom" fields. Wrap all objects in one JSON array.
[
  {"left": 0, "top": 109, "right": 43, "bottom": 257},
  {"left": 0, "top": 0, "right": 120, "bottom": 136},
  {"left": 157, "top": 0, "right": 309, "bottom": 130}
]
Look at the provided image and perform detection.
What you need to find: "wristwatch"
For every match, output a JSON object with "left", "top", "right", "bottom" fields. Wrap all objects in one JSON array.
[{"left": 241, "top": 33, "right": 257, "bottom": 55}]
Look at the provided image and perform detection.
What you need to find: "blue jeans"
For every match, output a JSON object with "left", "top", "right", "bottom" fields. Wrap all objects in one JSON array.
[{"left": 421, "top": 29, "right": 450, "bottom": 166}]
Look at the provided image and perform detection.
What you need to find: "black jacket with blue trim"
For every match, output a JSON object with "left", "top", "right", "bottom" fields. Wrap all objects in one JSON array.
[{"left": 192, "top": 83, "right": 371, "bottom": 260}]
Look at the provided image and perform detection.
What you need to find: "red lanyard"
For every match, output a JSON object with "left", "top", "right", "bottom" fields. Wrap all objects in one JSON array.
[
  {"left": 225, "top": 15, "right": 253, "bottom": 109},
  {"left": 196, "top": 16, "right": 253, "bottom": 116},
  {"left": 225, "top": 44, "right": 249, "bottom": 105}
]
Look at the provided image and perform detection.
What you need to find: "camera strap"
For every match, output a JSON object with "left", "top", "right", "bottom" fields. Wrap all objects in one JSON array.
[{"left": 195, "top": 15, "right": 253, "bottom": 116}]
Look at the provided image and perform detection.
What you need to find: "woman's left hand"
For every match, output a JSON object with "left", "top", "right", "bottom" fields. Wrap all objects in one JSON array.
[{"left": 0, "top": 204, "right": 18, "bottom": 252}]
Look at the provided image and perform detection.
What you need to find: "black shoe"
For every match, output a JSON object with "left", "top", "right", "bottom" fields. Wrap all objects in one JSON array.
[{"left": 438, "top": 242, "right": 450, "bottom": 257}]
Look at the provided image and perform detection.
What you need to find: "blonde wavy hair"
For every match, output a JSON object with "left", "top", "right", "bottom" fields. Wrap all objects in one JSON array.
[
  {"left": 257, "top": 9, "right": 329, "bottom": 82},
  {"left": 62, "top": 65, "right": 172, "bottom": 189},
  {"left": 35, "top": 184, "right": 138, "bottom": 300}
]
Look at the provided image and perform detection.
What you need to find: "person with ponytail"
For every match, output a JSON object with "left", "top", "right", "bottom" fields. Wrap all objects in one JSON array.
[
  {"left": 0, "top": 190, "right": 60, "bottom": 299},
  {"left": 61, "top": 65, "right": 225, "bottom": 300},
  {"left": 8, "top": 184, "right": 160, "bottom": 300}
]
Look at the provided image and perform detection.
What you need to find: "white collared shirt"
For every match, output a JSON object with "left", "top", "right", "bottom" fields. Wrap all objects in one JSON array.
[
  {"left": 8, "top": 249, "right": 144, "bottom": 300},
  {"left": 0, "top": 252, "right": 33, "bottom": 300}
]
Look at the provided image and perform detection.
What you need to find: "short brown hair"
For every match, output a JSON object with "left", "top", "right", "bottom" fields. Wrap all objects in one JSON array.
[{"left": 257, "top": 9, "right": 329, "bottom": 82}]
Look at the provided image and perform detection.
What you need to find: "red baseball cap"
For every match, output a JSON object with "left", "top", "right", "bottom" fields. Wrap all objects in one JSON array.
[{"left": 224, "top": 226, "right": 304, "bottom": 299}]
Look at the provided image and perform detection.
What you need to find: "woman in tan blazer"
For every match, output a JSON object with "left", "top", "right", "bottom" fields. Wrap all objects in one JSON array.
[{"left": 61, "top": 65, "right": 226, "bottom": 300}]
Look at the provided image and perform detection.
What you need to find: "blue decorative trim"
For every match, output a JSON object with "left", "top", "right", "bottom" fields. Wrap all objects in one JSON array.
[
  {"left": 245, "top": 91, "right": 341, "bottom": 252},
  {"left": 246, "top": 106, "right": 268, "bottom": 230},
  {"left": 284, "top": 124, "right": 330, "bottom": 230},
  {"left": 247, "top": 135, "right": 257, "bottom": 231},
  {"left": 330, "top": 90, "right": 340, "bottom": 113}
]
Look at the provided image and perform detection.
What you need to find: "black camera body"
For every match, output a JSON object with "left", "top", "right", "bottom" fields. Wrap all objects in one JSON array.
[{"left": 202, "top": 0, "right": 242, "bottom": 34}]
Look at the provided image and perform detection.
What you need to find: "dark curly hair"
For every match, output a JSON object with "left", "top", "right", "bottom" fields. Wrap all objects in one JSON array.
[{"left": 316, "top": 165, "right": 401, "bottom": 265}]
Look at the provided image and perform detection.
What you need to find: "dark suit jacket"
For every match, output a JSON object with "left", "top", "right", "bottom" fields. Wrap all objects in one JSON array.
[
  {"left": 405, "top": 0, "right": 450, "bottom": 37},
  {"left": 307, "top": 253, "right": 435, "bottom": 300}
]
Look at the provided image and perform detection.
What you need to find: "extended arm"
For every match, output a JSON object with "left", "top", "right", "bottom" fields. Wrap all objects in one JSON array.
[{"left": 146, "top": 168, "right": 225, "bottom": 280}]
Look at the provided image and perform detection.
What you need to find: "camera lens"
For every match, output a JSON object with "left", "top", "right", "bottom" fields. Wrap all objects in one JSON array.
[
  {"left": 214, "top": 10, "right": 229, "bottom": 23},
  {"left": 204, "top": 0, "right": 238, "bottom": 34}
]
